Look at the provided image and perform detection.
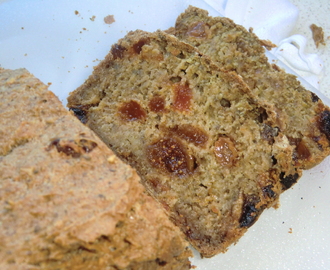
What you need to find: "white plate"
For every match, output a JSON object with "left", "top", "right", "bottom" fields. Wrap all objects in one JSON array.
[{"left": 1, "top": 1, "right": 329, "bottom": 269}]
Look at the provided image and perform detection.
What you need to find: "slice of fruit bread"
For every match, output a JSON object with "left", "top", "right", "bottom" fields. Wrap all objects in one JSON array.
[{"left": 68, "top": 30, "right": 298, "bottom": 257}]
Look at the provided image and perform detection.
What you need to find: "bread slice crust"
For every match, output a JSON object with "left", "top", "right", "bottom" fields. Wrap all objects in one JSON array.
[{"left": 0, "top": 68, "right": 192, "bottom": 269}]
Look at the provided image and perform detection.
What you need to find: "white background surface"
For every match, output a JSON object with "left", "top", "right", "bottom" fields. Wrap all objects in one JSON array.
[
  {"left": 1, "top": 1, "right": 329, "bottom": 269},
  {"left": 290, "top": 0, "right": 330, "bottom": 98}
]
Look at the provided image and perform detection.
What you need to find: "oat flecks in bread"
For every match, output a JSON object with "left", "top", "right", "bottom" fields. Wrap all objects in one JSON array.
[
  {"left": 172, "top": 6, "right": 330, "bottom": 170},
  {"left": 0, "top": 68, "right": 192, "bottom": 270},
  {"left": 67, "top": 30, "right": 299, "bottom": 257}
]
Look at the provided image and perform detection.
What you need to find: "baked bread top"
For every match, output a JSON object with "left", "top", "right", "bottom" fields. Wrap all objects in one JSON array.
[
  {"left": 67, "top": 30, "right": 298, "bottom": 257},
  {"left": 172, "top": 6, "right": 330, "bottom": 170},
  {"left": 0, "top": 68, "right": 192, "bottom": 270}
]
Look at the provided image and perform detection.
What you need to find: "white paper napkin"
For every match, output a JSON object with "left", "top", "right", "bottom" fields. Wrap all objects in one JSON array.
[{"left": 203, "top": 0, "right": 324, "bottom": 89}]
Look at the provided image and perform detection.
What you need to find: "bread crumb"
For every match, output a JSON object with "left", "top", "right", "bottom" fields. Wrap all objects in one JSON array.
[
  {"left": 90, "top": 15, "right": 96, "bottom": 21},
  {"left": 107, "top": 155, "right": 117, "bottom": 163},
  {"left": 75, "top": 10, "right": 79, "bottom": 16},
  {"left": 104, "top": 15, "right": 115, "bottom": 25},
  {"left": 260, "top": 39, "right": 276, "bottom": 50},
  {"left": 288, "top": 228, "right": 293, "bottom": 234},
  {"left": 310, "top": 24, "right": 326, "bottom": 48}
]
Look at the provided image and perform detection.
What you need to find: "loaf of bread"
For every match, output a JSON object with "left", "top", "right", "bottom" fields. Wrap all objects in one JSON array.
[
  {"left": 0, "top": 68, "right": 192, "bottom": 270},
  {"left": 171, "top": 6, "right": 330, "bottom": 170},
  {"left": 67, "top": 30, "right": 299, "bottom": 257}
]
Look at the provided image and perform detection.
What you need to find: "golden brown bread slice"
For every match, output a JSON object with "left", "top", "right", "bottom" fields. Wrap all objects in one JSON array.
[
  {"left": 171, "top": 6, "right": 330, "bottom": 170},
  {"left": 0, "top": 68, "right": 192, "bottom": 270},
  {"left": 67, "top": 30, "right": 299, "bottom": 257}
]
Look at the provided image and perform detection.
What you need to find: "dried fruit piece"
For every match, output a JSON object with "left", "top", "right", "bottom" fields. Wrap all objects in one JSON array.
[
  {"left": 214, "top": 137, "right": 238, "bottom": 167},
  {"left": 173, "top": 83, "right": 193, "bottom": 112},
  {"left": 280, "top": 172, "right": 300, "bottom": 190},
  {"left": 288, "top": 137, "right": 311, "bottom": 162},
  {"left": 262, "top": 185, "right": 276, "bottom": 199},
  {"left": 296, "top": 140, "right": 311, "bottom": 160},
  {"left": 318, "top": 110, "right": 330, "bottom": 141},
  {"left": 149, "top": 95, "right": 166, "bottom": 113},
  {"left": 47, "top": 139, "right": 81, "bottom": 158},
  {"left": 147, "top": 137, "right": 195, "bottom": 177},
  {"left": 118, "top": 100, "right": 147, "bottom": 122},
  {"left": 132, "top": 38, "right": 150, "bottom": 54},
  {"left": 239, "top": 195, "right": 260, "bottom": 227},
  {"left": 111, "top": 44, "right": 127, "bottom": 60},
  {"left": 311, "top": 92, "right": 320, "bottom": 103},
  {"left": 168, "top": 124, "right": 208, "bottom": 147},
  {"left": 69, "top": 106, "right": 90, "bottom": 124}
]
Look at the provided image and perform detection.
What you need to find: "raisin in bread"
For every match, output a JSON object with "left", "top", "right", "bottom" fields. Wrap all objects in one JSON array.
[
  {"left": 67, "top": 30, "right": 298, "bottom": 257},
  {"left": 0, "top": 68, "right": 192, "bottom": 270},
  {"left": 171, "top": 6, "right": 330, "bottom": 170}
]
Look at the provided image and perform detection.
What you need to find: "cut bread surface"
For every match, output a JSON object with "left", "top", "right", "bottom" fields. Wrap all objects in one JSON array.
[
  {"left": 0, "top": 68, "right": 192, "bottom": 270},
  {"left": 68, "top": 30, "right": 298, "bottom": 257}
]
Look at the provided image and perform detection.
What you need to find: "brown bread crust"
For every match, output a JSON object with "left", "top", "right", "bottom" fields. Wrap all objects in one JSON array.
[{"left": 0, "top": 68, "right": 192, "bottom": 270}]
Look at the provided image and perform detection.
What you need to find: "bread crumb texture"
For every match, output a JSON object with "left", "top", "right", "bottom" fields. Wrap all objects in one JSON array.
[{"left": 67, "top": 29, "right": 300, "bottom": 257}]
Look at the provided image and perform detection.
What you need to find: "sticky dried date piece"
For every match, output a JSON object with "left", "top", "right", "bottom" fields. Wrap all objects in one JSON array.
[
  {"left": 149, "top": 95, "right": 166, "bottom": 113},
  {"left": 296, "top": 140, "right": 311, "bottom": 160},
  {"left": 132, "top": 38, "right": 150, "bottom": 54},
  {"left": 239, "top": 195, "right": 260, "bottom": 228},
  {"left": 118, "top": 100, "right": 147, "bottom": 122},
  {"left": 288, "top": 137, "right": 311, "bottom": 161},
  {"left": 318, "top": 110, "right": 330, "bottom": 141},
  {"left": 146, "top": 137, "right": 195, "bottom": 177},
  {"left": 111, "top": 44, "right": 127, "bottom": 60},
  {"left": 168, "top": 124, "right": 209, "bottom": 147},
  {"left": 280, "top": 172, "right": 300, "bottom": 190}
]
